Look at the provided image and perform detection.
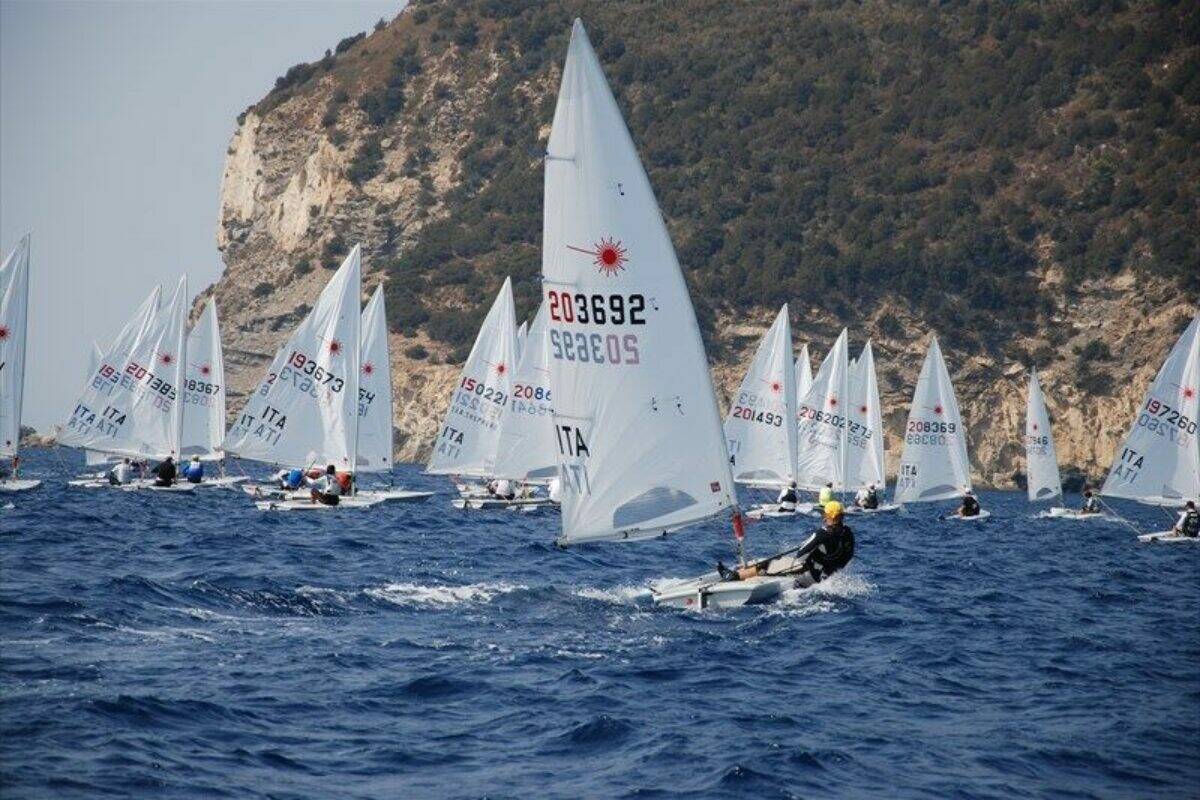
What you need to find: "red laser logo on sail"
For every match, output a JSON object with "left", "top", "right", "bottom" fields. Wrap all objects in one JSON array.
[
  {"left": 362, "top": 362, "right": 375, "bottom": 376},
  {"left": 567, "top": 237, "right": 628, "bottom": 277},
  {"left": 328, "top": 339, "right": 342, "bottom": 356},
  {"left": 199, "top": 364, "right": 212, "bottom": 377},
  {"left": 158, "top": 351, "right": 174, "bottom": 366},
  {"left": 0, "top": 325, "right": 8, "bottom": 341}
]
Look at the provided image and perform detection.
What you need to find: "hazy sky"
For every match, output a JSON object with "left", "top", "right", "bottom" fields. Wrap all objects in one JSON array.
[{"left": 1, "top": 0, "right": 399, "bottom": 430}]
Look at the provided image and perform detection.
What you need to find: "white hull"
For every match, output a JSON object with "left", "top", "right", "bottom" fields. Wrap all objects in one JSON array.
[
  {"left": 68, "top": 478, "right": 194, "bottom": 492},
  {"left": 0, "top": 478, "right": 41, "bottom": 492},
  {"left": 845, "top": 503, "right": 900, "bottom": 516},
  {"left": 195, "top": 475, "right": 250, "bottom": 488},
  {"left": 652, "top": 570, "right": 819, "bottom": 609},
  {"left": 1138, "top": 531, "right": 1200, "bottom": 543},
  {"left": 1039, "top": 507, "right": 1109, "bottom": 521},
  {"left": 357, "top": 488, "right": 433, "bottom": 504},
  {"left": 745, "top": 502, "right": 816, "bottom": 520},
  {"left": 255, "top": 495, "right": 383, "bottom": 511},
  {"left": 946, "top": 509, "right": 991, "bottom": 522},
  {"left": 451, "top": 496, "right": 556, "bottom": 511}
]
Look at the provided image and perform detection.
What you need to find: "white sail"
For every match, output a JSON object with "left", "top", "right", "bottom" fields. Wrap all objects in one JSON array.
[
  {"left": 83, "top": 341, "right": 115, "bottom": 467},
  {"left": 895, "top": 336, "right": 972, "bottom": 503},
  {"left": 356, "top": 285, "right": 393, "bottom": 473},
  {"left": 60, "top": 277, "right": 189, "bottom": 460},
  {"left": 492, "top": 302, "right": 558, "bottom": 482},
  {"left": 795, "top": 343, "right": 813, "bottom": 401},
  {"left": 224, "top": 247, "right": 362, "bottom": 470},
  {"left": 795, "top": 329, "right": 850, "bottom": 491},
  {"left": 180, "top": 298, "right": 226, "bottom": 460},
  {"left": 544, "top": 20, "right": 737, "bottom": 545},
  {"left": 1025, "top": 368, "right": 1062, "bottom": 503},
  {"left": 724, "top": 305, "right": 797, "bottom": 488},
  {"left": 427, "top": 277, "right": 518, "bottom": 477},
  {"left": 516, "top": 319, "right": 528, "bottom": 363},
  {"left": 846, "top": 341, "right": 886, "bottom": 490},
  {"left": 1102, "top": 316, "right": 1200, "bottom": 505},
  {"left": 0, "top": 234, "right": 31, "bottom": 459}
]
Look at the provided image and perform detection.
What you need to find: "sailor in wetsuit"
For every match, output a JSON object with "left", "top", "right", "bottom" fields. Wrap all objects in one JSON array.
[
  {"left": 955, "top": 492, "right": 981, "bottom": 518},
  {"left": 716, "top": 501, "right": 855, "bottom": 585},
  {"left": 777, "top": 480, "right": 799, "bottom": 513},
  {"left": 855, "top": 483, "right": 880, "bottom": 510},
  {"left": 1080, "top": 490, "right": 1101, "bottom": 515},
  {"left": 1173, "top": 501, "right": 1200, "bottom": 538}
]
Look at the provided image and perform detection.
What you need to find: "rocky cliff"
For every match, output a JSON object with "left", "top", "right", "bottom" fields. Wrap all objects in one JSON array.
[{"left": 207, "top": 0, "right": 1198, "bottom": 486}]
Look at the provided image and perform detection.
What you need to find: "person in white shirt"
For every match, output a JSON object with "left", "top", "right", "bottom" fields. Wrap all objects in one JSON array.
[
  {"left": 855, "top": 483, "right": 879, "bottom": 510},
  {"left": 309, "top": 464, "right": 342, "bottom": 506},
  {"left": 490, "top": 478, "right": 515, "bottom": 500},
  {"left": 108, "top": 458, "right": 134, "bottom": 486},
  {"left": 1173, "top": 500, "right": 1199, "bottom": 538}
]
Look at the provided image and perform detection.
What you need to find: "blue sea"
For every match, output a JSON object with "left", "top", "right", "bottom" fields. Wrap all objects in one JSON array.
[{"left": 2, "top": 448, "right": 1197, "bottom": 799}]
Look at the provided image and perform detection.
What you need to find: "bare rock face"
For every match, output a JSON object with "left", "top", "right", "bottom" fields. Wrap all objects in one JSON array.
[{"left": 206, "top": 8, "right": 1195, "bottom": 484}]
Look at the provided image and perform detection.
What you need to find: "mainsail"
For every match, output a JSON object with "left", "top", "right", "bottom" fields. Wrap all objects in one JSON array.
[
  {"left": 493, "top": 302, "right": 558, "bottom": 482},
  {"left": 1102, "top": 316, "right": 1199, "bottom": 505},
  {"left": 544, "top": 20, "right": 736, "bottom": 545},
  {"left": 60, "top": 277, "right": 189, "bottom": 460},
  {"left": 0, "top": 234, "right": 31, "bottom": 459},
  {"left": 1025, "top": 368, "right": 1063, "bottom": 503},
  {"left": 795, "top": 343, "right": 813, "bottom": 402},
  {"left": 516, "top": 319, "right": 529, "bottom": 364},
  {"left": 724, "top": 305, "right": 797, "bottom": 488},
  {"left": 181, "top": 298, "right": 226, "bottom": 460},
  {"left": 83, "top": 341, "right": 113, "bottom": 467},
  {"left": 224, "top": 247, "right": 362, "bottom": 469},
  {"left": 356, "top": 285, "right": 393, "bottom": 473},
  {"left": 846, "top": 341, "right": 886, "bottom": 491},
  {"left": 895, "top": 335, "right": 972, "bottom": 503},
  {"left": 795, "top": 329, "right": 850, "bottom": 491},
  {"left": 427, "top": 277, "right": 518, "bottom": 477}
]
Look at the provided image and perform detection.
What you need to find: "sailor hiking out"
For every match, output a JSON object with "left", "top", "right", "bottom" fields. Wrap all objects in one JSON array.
[{"left": 716, "top": 501, "right": 855, "bottom": 586}]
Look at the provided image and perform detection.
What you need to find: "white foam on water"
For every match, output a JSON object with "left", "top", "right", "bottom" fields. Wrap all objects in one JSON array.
[
  {"left": 771, "top": 571, "right": 874, "bottom": 617},
  {"left": 573, "top": 584, "right": 652, "bottom": 604},
  {"left": 365, "top": 581, "right": 527, "bottom": 607}
]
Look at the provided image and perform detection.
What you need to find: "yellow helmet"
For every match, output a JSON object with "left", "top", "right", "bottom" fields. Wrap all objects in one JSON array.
[{"left": 823, "top": 500, "right": 844, "bottom": 519}]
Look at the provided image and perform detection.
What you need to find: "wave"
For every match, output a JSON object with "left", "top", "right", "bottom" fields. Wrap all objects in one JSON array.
[
  {"left": 573, "top": 584, "right": 652, "bottom": 604},
  {"left": 364, "top": 581, "right": 527, "bottom": 607}
]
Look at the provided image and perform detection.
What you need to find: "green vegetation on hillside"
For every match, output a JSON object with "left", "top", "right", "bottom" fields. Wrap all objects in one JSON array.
[{"left": 259, "top": 0, "right": 1200, "bottom": 358}]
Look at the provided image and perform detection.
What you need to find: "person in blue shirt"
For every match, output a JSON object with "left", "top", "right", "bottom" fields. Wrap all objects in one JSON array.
[{"left": 182, "top": 455, "right": 205, "bottom": 484}]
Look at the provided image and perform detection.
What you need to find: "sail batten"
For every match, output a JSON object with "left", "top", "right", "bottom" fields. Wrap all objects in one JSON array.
[
  {"left": 544, "top": 20, "right": 736, "bottom": 545},
  {"left": 1101, "top": 316, "right": 1200, "bottom": 505}
]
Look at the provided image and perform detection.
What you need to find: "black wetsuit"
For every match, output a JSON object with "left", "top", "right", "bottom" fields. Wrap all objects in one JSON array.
[
  {"left": 862, "top": 489, "right": 879, "bottom": 510},
  {"left": 960, "top": 496, "right": 980, "bottom": 517},
  {"left": 797, "top": 523, "right": 856, "bottom": 581},
  {"left": 1181, "top": 510, "right": 1200, "bottom": 538},
  {"left": 152, "top": 459, "right": 176, "bottom": 487}
]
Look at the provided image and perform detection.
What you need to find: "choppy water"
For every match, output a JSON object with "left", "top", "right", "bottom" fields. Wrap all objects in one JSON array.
[{"left": 2, "top": 448, "right": 1198, "bottom": 799}]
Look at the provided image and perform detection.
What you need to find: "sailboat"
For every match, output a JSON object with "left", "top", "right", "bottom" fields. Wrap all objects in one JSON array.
[
  {"left": 0, "top": 234, "right": 39, "bottom": 492},
  {"left": 177, "top": 299, "right": 245, "bottom": 488},
  {"left": 542, "top": 21, "right": 843, "bottom": 608},
  {"left": 1024, "top": 369, "right": 1095, "bottom": 520},
  {"left": 795, "top": 342, "right": 813, "bottom": 402},
  {"left": 353, "top": 285, "right": 431, "bottom": 504},
  {"left": 465, "top": 301, "right": 559, "bottom": 510},
  {"left": 1100, "top": 316, "right": 1199, "bottom": 542},
  {"left": 426, "top": 277, "right": 518, "bottom": 498},
  {"left": 60, "top": 277, "right": 192, "bottom": 492},
  {"left": 224, "top": 247, "right": 378, "bottom": 511},
  {"left": 895, "top": 335, "right": 986, "bottom": 520},
  {"left": 795, "top": 328, "right": 851, "bottom": 496},
  {"left": 515, "top": 319, "right": 528, "bottom": 363},
  {"left": 725, "top": 306, "right": 803, "bottom": 520},
  {"left": 844, "top": 341, "right": 897, "bottom": 514}
]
